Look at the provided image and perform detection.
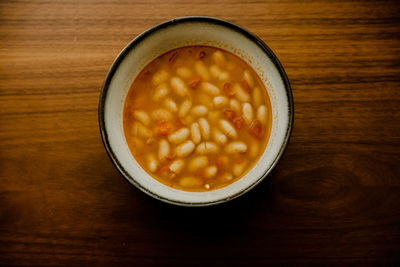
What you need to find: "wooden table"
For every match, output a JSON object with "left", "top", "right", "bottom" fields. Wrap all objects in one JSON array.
[{"left": 1, "top": 0, "right": 400, "bottom": 265}]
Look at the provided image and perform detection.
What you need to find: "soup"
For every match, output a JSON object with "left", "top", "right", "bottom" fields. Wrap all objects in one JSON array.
[{"left": 123, "top": 46, "right": 272, "bottom": 191}]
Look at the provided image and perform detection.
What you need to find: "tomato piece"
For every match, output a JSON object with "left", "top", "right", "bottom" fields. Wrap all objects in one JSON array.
[
  {"left": 223, "top": 82, "right": 235, "bottom": 97},
  {"left": 166, "top": 153, "right": 176, "bottom": 161},
  {"left": 241, "top": 80, "right": 251, "bottom": 93},
  {"left": 223, "top": 109, "right": 236, "bottom": 121},
  {"left": 187, "top": 75, "right": 202, "bottom": 89},
  {"left": 156, "top": 120, "right": 173, "bottom": 136},
  {"left": 249, "top": 120, "right": 263, "bottom": 139},
  {"left": 233, "top": 116, "right": 245, "bottom": 129},
  {"left": 168, "top": 51, "right": 179, "bottom": 64},
  {"left": 158, "top": 165, "right": 170, "bottom": 175},
  {"left": 198, "top": 50, "right": 206, "bottom": 59}
]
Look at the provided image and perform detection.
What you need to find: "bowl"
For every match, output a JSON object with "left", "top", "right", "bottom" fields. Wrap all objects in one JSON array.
[{"left": 99, "top": 16, "right": 293, "bottom": 206}]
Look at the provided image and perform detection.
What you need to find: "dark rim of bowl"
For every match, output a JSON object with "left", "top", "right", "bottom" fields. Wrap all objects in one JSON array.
[{"left": 98, "top": 16, "right": 294, "bottom": 207}]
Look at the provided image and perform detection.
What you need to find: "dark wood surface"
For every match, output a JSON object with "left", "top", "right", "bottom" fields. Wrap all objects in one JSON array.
[{"left": 1, "top": 0, "right": 400, "bottom": 265}]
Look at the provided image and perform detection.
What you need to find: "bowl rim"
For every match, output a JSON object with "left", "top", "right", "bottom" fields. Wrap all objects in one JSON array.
[{"left": 98, "top": 16, "right": 294, "bottom": 206}]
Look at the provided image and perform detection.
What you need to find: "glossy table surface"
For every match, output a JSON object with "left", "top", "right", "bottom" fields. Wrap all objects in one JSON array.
[{"left": 1, "top": 0, "right": 400, "bottom": 265}]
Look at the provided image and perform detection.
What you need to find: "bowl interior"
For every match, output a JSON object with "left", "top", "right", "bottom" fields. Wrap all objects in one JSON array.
[{"left": 100, "top": 17, "right": 292, "bottom": 206}]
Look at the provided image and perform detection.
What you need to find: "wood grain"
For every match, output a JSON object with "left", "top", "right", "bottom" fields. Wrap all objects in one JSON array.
[{"left": 1, "top": 0, "right": 400, "bottom": 265}]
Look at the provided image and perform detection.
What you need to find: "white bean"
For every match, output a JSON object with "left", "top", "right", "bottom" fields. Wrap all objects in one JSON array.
[
  {"left": 196, "top": 141, "right": 220, "bottom": 154},
  {"left": 202, "top": 165, "right": 218, "bottom": 179},
  {"left": 220, "top": 172, "right": 233, "bottom": 182},
  {"left": 195, "top": 61, "right": 210, "bottom": 80},
  {"left": 219, "top": 119, "right": 238, "bottom": 139},
  {"left": 178, "top": 99, "right": 192, "bottom": 118},
  {"left": 132, "top": 121, "right": 152, "bottom": 139},
  {"left": 218, "top": 71, "right": 230, "bottom": 81},
  {"left": 212, "top": 128, "right": 227, "bottom": 145},
  {"left": 249, "top": 141, "right": 259, "bottom": 158},
  {"left": 252, "top": 87, "right": 262, "bottom": 107},
  {"left": 175, "top": 140, "right": 195, "bottom": 157},
  {"left": 145, "top": 137, "right": 155, "bottom": 145},
  {"left": 152, "top": 70, "right": 169, "bottom": 85},
  {"left": 201, "top": 82, "right": 221, "bottom": 96},
  {"left": 176, "top": 67, "right": 192, "bottom": 79},
  {"left": 170, "top": 76, "right": 189, "bottom": 97},
  {"left": 181, "top": 115, "right": 195, "bottom": 126},
  {"left": 179, "top": 177, "right": 202, "bottom": 187},
  {"left": 213, "top": 96, "right": 229, "bottom": 108},
  {"left": 209, "top": 65, "right": 222, "bottom": 79},
  {"left": 242, "top": 102, "right": 254, "bottom": 124},
  {"left": 233, "top": 159, "right": 248, "bottom": 177},
  {"left": 169, "top": 159, "right": 185, "bottom": 174},
  {"left": 133, "top": 110, "right": 151, "bottom": 126},
  {"left": 257, "top": 105, "right": 268, "bottom": 124},
  {"left": 153, "top": 83, "right": 169, "bottom": 102},
  {"left": 168, "top": 128, "right": 190, "bottom": 144},
  {"left": 225, "top": 141, "right": 248, "bottom": 154},
  {"left": 229, "top": 99, "right": 241, "bottom": 114},
  {"left": 233, "top": 83, "right": 250, "bottom": 102},
  {"left": 209, "top": 65, "right": 230, "bottom": 81},
  {"left": 212, "top": 50, "right": 225, "bottom": 66},
  {"left": 146, "top": 154, "right": 159, "bottom": 172},
  {"left": 152, "top": 108, "right": 173, "bottom": 121},
  {"left": 243, "top": 69, "right": 254, "bottom": 87},
  {"left": 188, "top": 156, "right": 208, "bottom": 172},
  {"left": 163, "top": 98, "right": 178, "bottom": 113},
  {"left": 190, "top": 122, "right": 202, "bottom": 144},
  {"left": 191, "top": 105, "right": 208, "bottom": 117},
  {"left": 198, "top": 118, "right": 211, "bottom": 140},
  {"left": 158, "top": 139, "right": 170, "bottom": 162}
]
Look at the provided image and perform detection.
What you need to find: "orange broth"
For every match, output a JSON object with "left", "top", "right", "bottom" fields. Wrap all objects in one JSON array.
[{"left": 123, "top": 46, "right": 272, "bottom": 191}]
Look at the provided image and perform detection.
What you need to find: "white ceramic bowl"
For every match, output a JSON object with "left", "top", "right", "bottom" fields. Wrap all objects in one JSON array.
[{"left": 99, "top": 17, "right": 293, "bottom": 206}]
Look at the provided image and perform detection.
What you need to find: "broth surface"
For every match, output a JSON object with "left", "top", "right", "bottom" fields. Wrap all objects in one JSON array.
[{"left": 123, "top": 46, "right": 272, "bottom": 191}]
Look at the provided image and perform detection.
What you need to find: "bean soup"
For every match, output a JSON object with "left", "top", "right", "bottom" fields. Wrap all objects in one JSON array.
[{"left": 123, "top": 46, "right": 272, "bottom": 191}]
